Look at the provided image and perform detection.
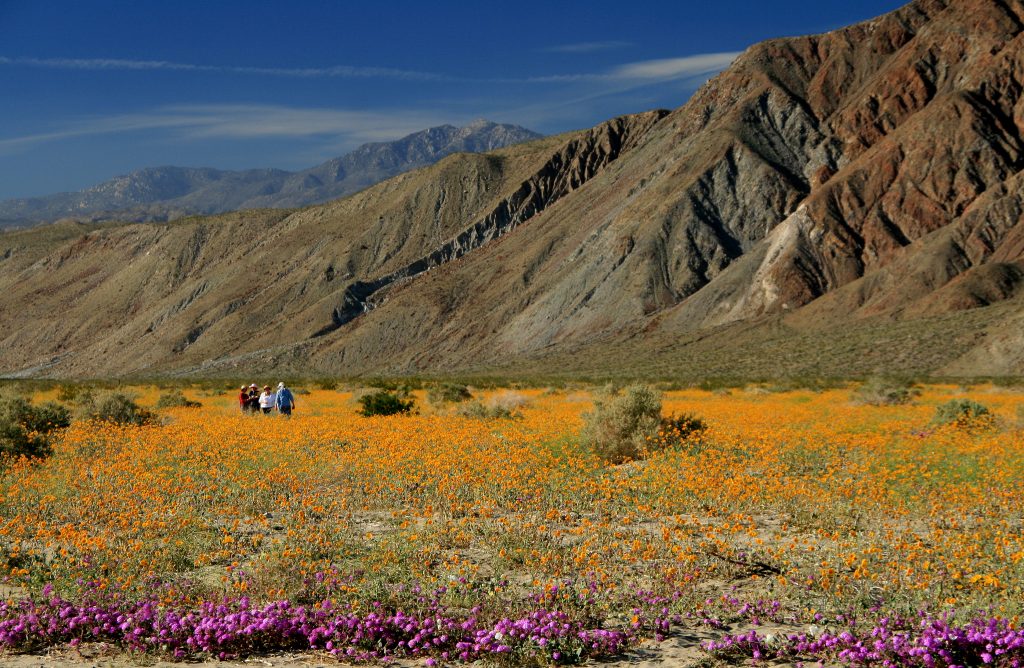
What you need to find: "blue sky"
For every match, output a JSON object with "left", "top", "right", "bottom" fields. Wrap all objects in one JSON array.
[{"left": 0, "top": 0, "right": 905, "bottom": 199}]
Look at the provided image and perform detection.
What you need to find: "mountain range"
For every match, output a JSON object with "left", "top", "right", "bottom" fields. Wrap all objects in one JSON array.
[
  {"left": 1, "top": 0, "right": 1022, "bottom": 380},
  {"left": 0, "top": 120, "right": 542, "bottom": 228}
]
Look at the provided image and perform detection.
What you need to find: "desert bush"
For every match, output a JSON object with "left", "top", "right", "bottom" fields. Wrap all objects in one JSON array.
[
  {"left": 488, "top": 390, "right": 529, "bottom": 414},
  {"left": 458, "top": 401, "right": 514, "bottom": 420},
  {"left": 696, "top": 378, "right": 744, "bottom": 392},
  {"left": 0, "top": 394, "right": 71, "bottom": 458},
  {"left": 77, "top": 391, "right": 155, "bottom": 426},
  {"left": 358, "top": 390, "right": 415, "bottom": 417},
  {"left": 427, "top": 383, "right": 473, "bottom": 405},
  {"left": 763, "top": 377, "right": 845, "bottom": 393},
  {"left": 455, "top": 391, "right": 529, "bottom": 419},
  {"left": 456, "top": 402, "right": 492, "bottom": 419},
  {"left": 582, "top": 385, "right": 709, "bottom": 462},
  {"left": 56, "top": 384, "right": 85, "bottom": 402},
  {"left": 155, "top": 390, "right": 201, "bottom": 409},
  {"left": 932, "top": 399, "right": 994, "bottom": 430},
  {"left": 581, "top": 384, "right": 663, "bottom": 463},
  {"left": 659, "top": 412, "right": 708, "bottom": 443},
  {"left": 368, "top": 379, "right": 422, "bottom": 393},
  {"left": 853, "top": 377, "right": 920, "bottom": 406},
  {"left": 314, "top": 378, "right": 339, "bottom": 391}
]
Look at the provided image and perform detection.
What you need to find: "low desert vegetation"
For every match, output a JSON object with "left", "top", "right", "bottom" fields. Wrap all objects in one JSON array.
[
  {"left": 155, "top": 389, "right": 202, "bottom": 409},
  {"left": 851, "top": 376, "right": 920, "bottom": 405},
  {"left": 581, "top": 383, "right": 662, "bottom": 463},
  {"left": 357, "top": 388, "right": 416, "bottom": 416},
  {"left": 932, "top": 397, "right": 994, "bottom": 430},
  {"left": 456, "top": 389, "right": 529, "bottom": 419},
  {"left": 0, "top": 383, "right": 1022, "bottom": 665},
  {"left": 0, "top": 392, "right": 71, "bottom": 459},
  {"left": 581, "top": 384, "right": 707, "bottom": 463},
  {"left": 427, "top": 382, "right": 473, "bottom": 406},
  {"left": 313, "top": 378, "right": 340, "bottom": 391},
  {"left": 75, "top": 390, "right": 155, "bottom": 426}
]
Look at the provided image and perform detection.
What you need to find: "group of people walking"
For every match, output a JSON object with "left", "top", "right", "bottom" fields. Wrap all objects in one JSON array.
[{"left": 239, "top": 382, "right": 295, "bottom": 416}]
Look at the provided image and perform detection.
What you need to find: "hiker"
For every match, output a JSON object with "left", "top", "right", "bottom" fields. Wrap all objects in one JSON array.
[
  {"left": 238, "top": 385, "right": 250, "bottom": 413},
  {"left": 258, "top": 385, "right": 275, "bottom": 414},
  {"left": 247, "top": 384, "right": 260, "bottom": 412},
  {"left": 275, "top": 382, "right": 295, "bottom": 417}
]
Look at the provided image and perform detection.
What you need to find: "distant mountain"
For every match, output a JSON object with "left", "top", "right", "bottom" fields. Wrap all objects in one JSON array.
[{"left": 0, "top": 120, "right": 542, "bottom": 227}]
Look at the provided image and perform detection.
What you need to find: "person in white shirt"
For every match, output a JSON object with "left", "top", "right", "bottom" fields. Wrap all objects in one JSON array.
[{"left": 258, "top": 385, "right": 276, "bottom": 414}]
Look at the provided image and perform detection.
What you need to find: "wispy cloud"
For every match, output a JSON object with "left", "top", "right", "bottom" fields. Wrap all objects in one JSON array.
[
  {"left": 491, "top": 52, "right": 741, "bottom": 128},
  {"left": 526, "top": 52, "right": 741, "bottom": 83},
  {"left": 540, "top": 41, "right": 632, "bottom": 54},
  {"left": 0, "top": 55, "right": 447, "bottom": 81},
  {"left": 0, "top": 104, "right": 452, "bottom": 155},
  {"left": 0, "top": 51, "right": 740, "bottom": 86},
  {"left": 0, "top": 51, "right": 743, "bottom": 156},
  {"left": 609, "top": 53, "right": 740, "bottom": 80}
]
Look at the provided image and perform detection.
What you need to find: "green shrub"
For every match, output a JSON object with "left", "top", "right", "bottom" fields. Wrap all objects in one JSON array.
[
  {"left": 428, "top": 383, "right": 473, "bottom": 405},
  {"left": 853, "top": 377, "right": 919, "bottom": 406},
  {"left": 660, "top": 412, "right": 708, "bottom": 441},
  {"left": 657, "top": 412, "right": 710, "bottom": 455},
  {"left": 155, "top": 390, "right": 201, "bottom": 409},
  {"left": 358, "top": 390, "right": 415, "bottom": 417},
  {"left": 581, "top": 384, "right": 663, "bottom": 463},
  {"left": 0, "top": 395, "right": 71, "bottom": 459},
  {"left": 77, "top": 391, "right": 155, "bottom": 426},
  {"left": 369, "top": 379, "right": 422, "bottom": 393},
  {"left": 932, "top": 399, "right": 994, "bottom": 430},
  {"left": 56, "top": 384, "right": 84, "bottom": 402}
]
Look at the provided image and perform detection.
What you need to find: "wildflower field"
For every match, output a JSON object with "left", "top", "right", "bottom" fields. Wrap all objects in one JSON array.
[{"left": 2, "top": 384, "right": 1024, "bottom": 666}]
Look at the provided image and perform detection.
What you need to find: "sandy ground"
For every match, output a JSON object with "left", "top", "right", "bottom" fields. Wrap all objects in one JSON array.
[
  {"left": 0, "top": 650, "right": 348, "bottom": 668},
  {"left": 0, "top": 638, "right": 714, "bottom": 668},
  {"left": 0, "top": 619, "right": 837, "bottom": 667}
]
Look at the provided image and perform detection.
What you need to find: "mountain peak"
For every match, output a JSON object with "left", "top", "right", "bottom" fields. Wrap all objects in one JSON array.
[{"left": 0, "top": 121, "right": 543, "bottom": 226}]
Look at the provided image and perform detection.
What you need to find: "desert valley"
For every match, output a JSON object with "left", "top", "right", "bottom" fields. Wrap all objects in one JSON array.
[{"left": 2, "top": 0, "right": 1024, "bottom": 666}]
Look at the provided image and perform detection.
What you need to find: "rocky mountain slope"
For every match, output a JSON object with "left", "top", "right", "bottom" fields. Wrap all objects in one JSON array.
[
  {"left": 0, "top": 120, "right": 541, "bottom": 228},
  {"left": 1, "top": 0, "right": 1022, "bottom": 380}
]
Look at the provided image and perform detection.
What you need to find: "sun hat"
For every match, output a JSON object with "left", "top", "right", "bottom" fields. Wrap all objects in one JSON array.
[{"left": 278, "top": 382, "right": 285, "bottom": 389}]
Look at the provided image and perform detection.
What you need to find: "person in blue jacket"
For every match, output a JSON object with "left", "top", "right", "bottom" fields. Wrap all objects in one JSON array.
[{"left": 275, "top": 381, "right": 295, "bottom": 416}]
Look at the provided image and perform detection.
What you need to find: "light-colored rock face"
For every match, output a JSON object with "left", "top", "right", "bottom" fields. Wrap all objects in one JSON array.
[{"left": 1, "top": 0, "right": 1023, "bottom": 380}]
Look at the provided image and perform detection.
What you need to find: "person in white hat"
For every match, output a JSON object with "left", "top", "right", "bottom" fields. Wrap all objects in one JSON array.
[
  {"left": 247, "top": 384, "right": 260, "bottom": 413},
  {"left": 258, "top": 385, "right": 275, "bottom": 414},
  {"left": 275, "top": 381, "right": 295, "bottom": 416}
]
